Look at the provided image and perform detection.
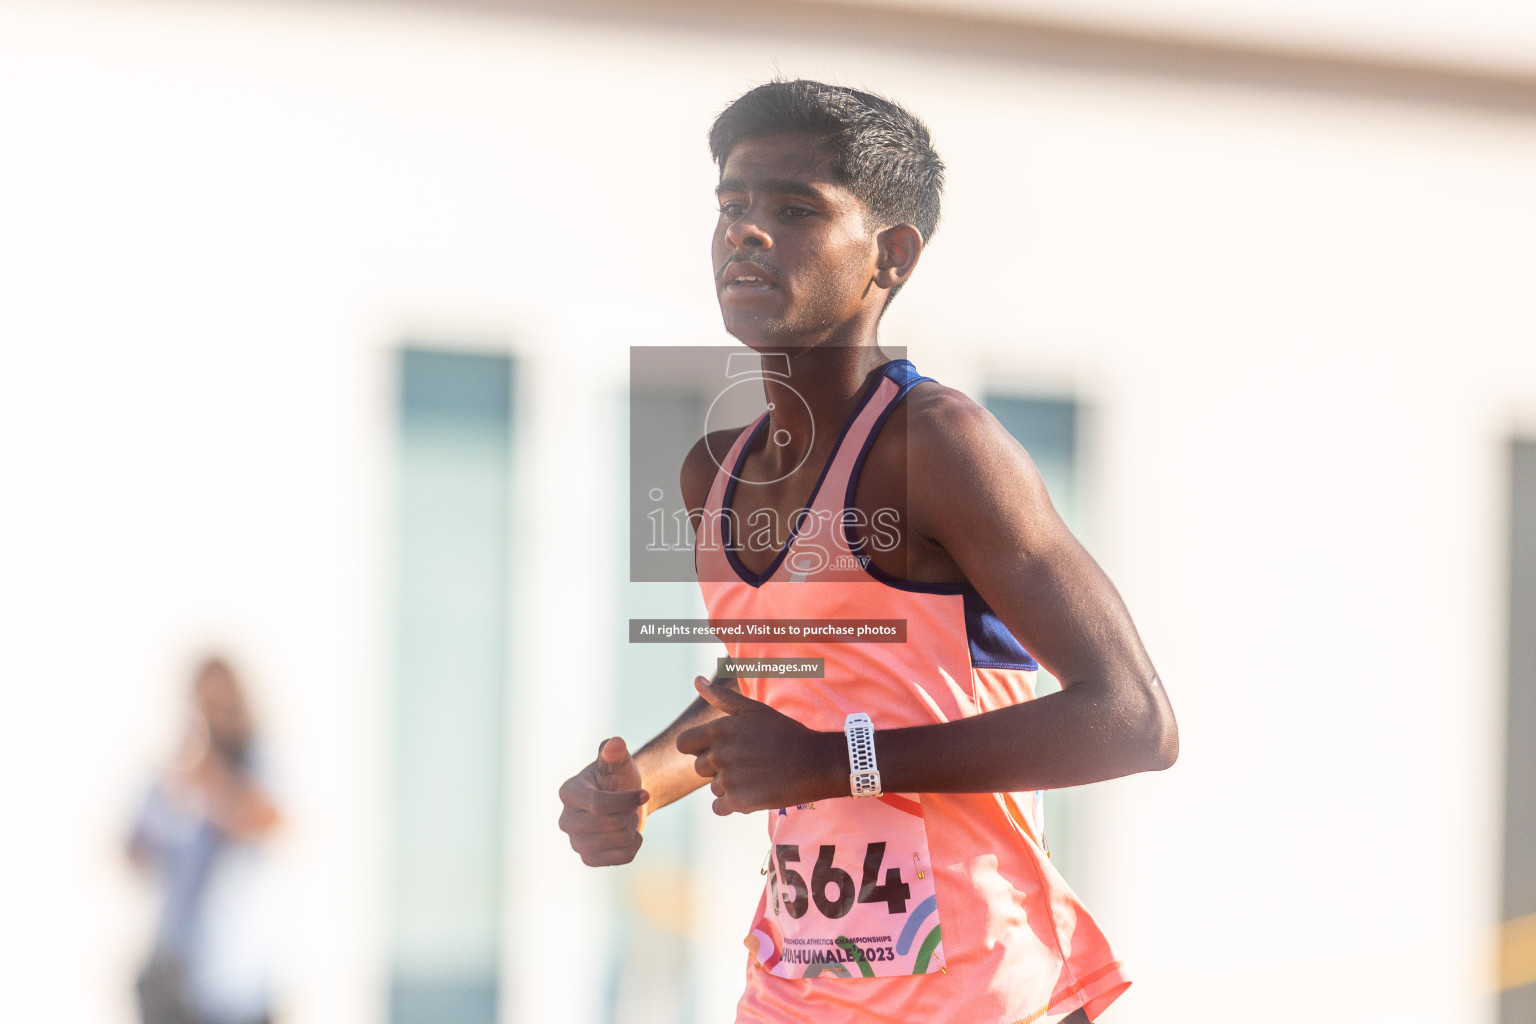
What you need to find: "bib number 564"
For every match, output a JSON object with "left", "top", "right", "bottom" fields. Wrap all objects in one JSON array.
[{"left": 773, "top": 841, "right": 911, "bottom": 920}]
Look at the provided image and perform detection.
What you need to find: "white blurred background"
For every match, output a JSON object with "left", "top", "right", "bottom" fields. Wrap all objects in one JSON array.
[{"left": 2, "top": 1, "right": 1535, "bottom": 1023}]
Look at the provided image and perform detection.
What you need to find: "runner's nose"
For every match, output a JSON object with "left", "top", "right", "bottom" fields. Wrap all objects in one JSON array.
[{"left": 725, "top": 215, "right": 771, "bottom": 251}]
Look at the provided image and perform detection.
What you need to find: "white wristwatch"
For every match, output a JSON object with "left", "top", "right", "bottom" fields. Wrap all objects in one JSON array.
[{"left": 844, "top": 713, "right": 881, "bottom": 798}]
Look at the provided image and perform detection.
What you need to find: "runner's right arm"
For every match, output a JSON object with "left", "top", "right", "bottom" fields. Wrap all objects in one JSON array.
[
  {"left": 557, "top": 431, "right": 742, "bottom": 866},
  {"left": 631, "top": 685, "right": 734, "bottom": 813},
  {"left": 557, "top": 682, "right": 732, "bottom": 866}
]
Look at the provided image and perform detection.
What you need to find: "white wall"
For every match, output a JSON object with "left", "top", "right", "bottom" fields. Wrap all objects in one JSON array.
[
  {"left": 848, "top": 0, "right": 1536, "bottom": 74},
  {"left": 2, "top": 1, "right": 1534, "bottom": 1022}
]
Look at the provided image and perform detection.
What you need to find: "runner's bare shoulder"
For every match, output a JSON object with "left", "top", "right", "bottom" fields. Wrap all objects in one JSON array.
[
  {"left": 882, "top": 382, "right": 1054, "bottom": 531},
  {"left": 858, "top": 381, "right": 1011, "bottom": 491}
]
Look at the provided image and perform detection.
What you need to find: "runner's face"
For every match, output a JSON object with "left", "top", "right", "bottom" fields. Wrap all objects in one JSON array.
[{"left": 712, "top": 134, "right": 882, "bottom": 348}]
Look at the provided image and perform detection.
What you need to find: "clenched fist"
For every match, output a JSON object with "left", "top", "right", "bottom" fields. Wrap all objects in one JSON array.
[
  {"left": 676, "top": 676, "right": 844, "bottom": 815},
  {"left": 558, "top": 737, "right": 650, "bottom": 867}
]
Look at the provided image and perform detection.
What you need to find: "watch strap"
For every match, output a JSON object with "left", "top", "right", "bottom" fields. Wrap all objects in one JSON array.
[{"left": 844, "top": 712, "right": 881, "bottom": 798}]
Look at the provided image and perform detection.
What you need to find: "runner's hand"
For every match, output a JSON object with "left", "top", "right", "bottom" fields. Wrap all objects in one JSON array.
[
  {"left": 677, "top": 676, "right": 844, "bottom": 815},
  {"left": 558, "top": 738, "right": 649, "bottom": 867}
]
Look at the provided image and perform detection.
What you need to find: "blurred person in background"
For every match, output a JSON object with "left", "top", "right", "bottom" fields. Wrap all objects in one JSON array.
[{"left": 127, "top": 656, "right": 282, "bottom": 1024}]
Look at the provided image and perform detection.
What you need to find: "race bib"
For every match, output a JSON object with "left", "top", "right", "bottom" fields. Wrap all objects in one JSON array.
[{"left": 745, "top": 794, "right": 945, "bottom": 979}]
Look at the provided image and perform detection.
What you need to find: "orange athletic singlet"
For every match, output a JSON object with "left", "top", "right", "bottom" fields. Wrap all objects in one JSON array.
[{"left": 695, "top": 359, "right": 1131, "bottom": 1024}]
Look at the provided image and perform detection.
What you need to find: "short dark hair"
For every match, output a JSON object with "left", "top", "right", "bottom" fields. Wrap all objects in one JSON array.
[{"left": 708, "top": 80, "right": 945, "bottom": 244}]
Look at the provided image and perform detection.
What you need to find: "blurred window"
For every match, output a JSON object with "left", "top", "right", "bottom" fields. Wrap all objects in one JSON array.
[
  {"left": 982, "top": 394, "right": 1084, "bottom": 886},
  {"left": 390, "top": 349, "right": 514, "bottom": 1024},
  {"left": 609, "top": 386, "right": 710, "bottom": 1024}
]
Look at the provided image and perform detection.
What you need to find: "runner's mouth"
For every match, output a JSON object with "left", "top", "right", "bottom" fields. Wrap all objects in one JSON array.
[
  {"left": 719, "top": 258, "right": 780, "bottom": 290},
  {"left": 723, "top": 275, "right": 776, "bottom": 293}
]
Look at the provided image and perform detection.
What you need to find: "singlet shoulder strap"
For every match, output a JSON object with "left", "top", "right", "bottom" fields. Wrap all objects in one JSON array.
[
  {"left": 702, "top": 413, "right": 768, "bottom": 515},
  {"left": 811, "top": 359, "right": 934, "bottom": 517},
  {"left": 704, "top": 359, "right": 930, "bottom": 516}
]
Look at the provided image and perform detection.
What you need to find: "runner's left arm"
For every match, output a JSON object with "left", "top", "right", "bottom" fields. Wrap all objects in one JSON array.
[{"left": 677, "top": 391, "right": 1177, "bottom": 813}]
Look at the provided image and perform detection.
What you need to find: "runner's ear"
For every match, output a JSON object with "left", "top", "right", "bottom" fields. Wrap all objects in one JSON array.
[{"left": 873, "top": 223, "right": 923, "bottom": 292}]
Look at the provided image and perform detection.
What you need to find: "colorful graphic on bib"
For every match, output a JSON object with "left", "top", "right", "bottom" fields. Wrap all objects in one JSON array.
[
  {"left": 745, "top": 911, "right": 784, "bottom": 974},
  {"left": 914, "top": 925, "right": 944, "bottom": 974},
  {"left": 896, "top": 894, "right": 938, "bottom": 954}
]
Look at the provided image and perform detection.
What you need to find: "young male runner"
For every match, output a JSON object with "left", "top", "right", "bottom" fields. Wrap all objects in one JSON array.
[{"left": 559, "top": 81, "right": 1177, "bottom": 1023}]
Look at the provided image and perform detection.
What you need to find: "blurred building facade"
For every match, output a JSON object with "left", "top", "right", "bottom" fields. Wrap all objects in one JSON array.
[{"left": 2, "top": 1, "right": 1535, "bottom": 1022}]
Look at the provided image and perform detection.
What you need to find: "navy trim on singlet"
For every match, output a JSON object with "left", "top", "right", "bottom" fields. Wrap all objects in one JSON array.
[
  {"left": 719, "top": 360, "right": 896, "bottom": 589},
  {"left": 963, "top": 590, "right": 1040, "bottom": 671},
  {"left": 843, "top": 360, "right": 1040, "bottom": 672}
]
